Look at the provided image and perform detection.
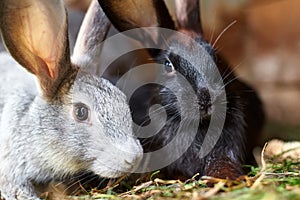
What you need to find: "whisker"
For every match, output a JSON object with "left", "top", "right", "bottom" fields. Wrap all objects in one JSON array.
[
  {"left": 221, "top": 75, "right": 243, "bottom": 89},
  {"left": 221, "top": 59, "right": 247, "bottom": 82},
  {"left": 54, "top": 173, "right": 88, "bottom": 189},
  {"left": 212, "top": 20, "right": 237, "bottom": 48},
  {"left": 148, "top": 104, "right": 169, "bottom": 115},
  {"left": 96, "top": 179, "right": 109, "bottom": 190},
  {"left": 135, "top": 103, "right": 175, "bottom": 128},
  {"left": 208, "top": 9, "right": 218, "bottom": 45},
  {"left": 62, "top": 173, "right": 95, "bottom": 195}
]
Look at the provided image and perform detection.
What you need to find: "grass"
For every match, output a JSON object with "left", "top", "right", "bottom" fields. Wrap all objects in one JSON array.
[
  {"left": 70, "top": 166, "right": 300, "bottom": 200},
  {"left": 45, "top": 144, "right": 300, "bottom": 200}
]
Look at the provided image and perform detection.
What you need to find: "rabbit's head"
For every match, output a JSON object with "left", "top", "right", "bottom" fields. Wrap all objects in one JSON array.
[
  {"left": 98, "top": 0, "right": 225, "bottom": 122},
  {"left": 98, "top": 0, "right": 264, "bottom": 181},
  {"left": 0, "top": 0, "right": 142, "bottom": 179}
]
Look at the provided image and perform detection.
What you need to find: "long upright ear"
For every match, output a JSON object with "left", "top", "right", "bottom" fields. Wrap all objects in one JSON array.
[
  {"left": 72, "top": 0, "right": 111, "bottom": 66},
  {"left": 175, "top": 0, "right": 202, "bottom": 34},
  {"left": 0, "top": 0, "right": 75, "bottom": 98},
  {"left": 98, "top": 0, "right": 175, "bottom": 44}
]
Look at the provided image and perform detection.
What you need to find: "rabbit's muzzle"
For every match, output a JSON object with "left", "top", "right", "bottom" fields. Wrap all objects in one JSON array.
[{"left": 197, "top": 88, "right": 212, "bottom": 119}]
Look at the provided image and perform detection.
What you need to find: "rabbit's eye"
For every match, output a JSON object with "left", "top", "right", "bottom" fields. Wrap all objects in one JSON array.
[
  {"left": 164, "top": 60, "right": 175, "bottom": 74},
  {"left": 73, "top": 103, "right": 90, "bottom": 122}
]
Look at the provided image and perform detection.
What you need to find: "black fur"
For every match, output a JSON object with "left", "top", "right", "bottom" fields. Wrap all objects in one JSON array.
[
  {"left": 132, "top": 38, "right": 264, "bottom": 179},
  {"left": 99, "top": 0, "right": 265, "bottom": 180}
]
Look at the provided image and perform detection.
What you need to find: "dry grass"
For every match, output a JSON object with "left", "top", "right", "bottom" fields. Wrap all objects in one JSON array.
[{"left": 43, "top": 142, "right": 300, "bottom": 200}]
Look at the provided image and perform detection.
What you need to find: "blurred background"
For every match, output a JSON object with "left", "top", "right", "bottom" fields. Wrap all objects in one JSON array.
[
  {"left": 200, "top": 0, "right": 300, "bottom": 142},
  {"left": 1, "top": 0, "right": 299, "bottom": 143}
]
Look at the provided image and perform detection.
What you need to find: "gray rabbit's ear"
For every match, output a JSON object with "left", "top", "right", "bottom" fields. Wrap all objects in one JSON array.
[
  {"left": 98, "top": 0, "right": 175, "bottom": 45},
  {"left": 73, "top": 0, "right": 111, "bottom": 65},
  {"left": 0, "top": 0, "right": 75, "bottom": 98},
  {"left": 175, "top": 0, "right": 202, "bottom": 34}
]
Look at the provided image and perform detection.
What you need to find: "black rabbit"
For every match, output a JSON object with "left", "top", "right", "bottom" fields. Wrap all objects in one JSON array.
[{"left": 99, "top": 0, "right": 265, "bottom": 180}]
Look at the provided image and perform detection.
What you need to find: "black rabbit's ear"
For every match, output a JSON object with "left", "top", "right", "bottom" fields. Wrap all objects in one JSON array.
[
  {"left": 98, "top": 0, "right": 175, "bottom": 44},
  {"left": 175, "top": 0, "right": 202, "bottom": 34},
  {"left": 0, "top": 0, "right": 75, "bottom": 99}
]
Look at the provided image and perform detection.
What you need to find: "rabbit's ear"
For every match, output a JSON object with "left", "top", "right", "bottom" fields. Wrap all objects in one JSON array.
[
  {"left": 175, "top": 0, "right": 202, "bottom": 34},
  {"left": 98, "top": 0, "right": 175, "bottom": 44},
  {"left": 72, "top": 0, "right": 111, "bottom": 65},
  {"left": 0, "top": 0, "right": 74, "bottom": 98}
]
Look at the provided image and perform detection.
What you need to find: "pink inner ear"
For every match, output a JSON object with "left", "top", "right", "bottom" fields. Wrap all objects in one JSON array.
[
  {"left": 25, "top": 52, "right": 56, "bottom": 80},
  {"left": 44, "top": 60, "right": 56, "bottom": 79},
  {"left": 29, "top": 24, "right": 65, "bottom": 80},
  {"left": 31, "top": 45, "right": 57, "bottom": 79},
  {"left": 21, "top": 0, "right": 66, "bottom": 80},
  {"left": 42, "top": 52, "right": 58, "bottom": 79}
]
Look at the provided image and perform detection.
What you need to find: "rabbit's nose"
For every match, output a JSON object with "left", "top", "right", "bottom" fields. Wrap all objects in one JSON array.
[
  {"left": 199, "top": 102, "right": 212, "bottom": 116},
  {"left": 125, "top": 152, "right": 142, "bottom": 165},
  {"left": 197, "top": 88, "right": 212, "bottom": 118},
  {"left": 123, "top": 140, "right": 143, "bottom": 171},
  {"left": 124, "top": 152, "right": 143, "bottom": 172}
]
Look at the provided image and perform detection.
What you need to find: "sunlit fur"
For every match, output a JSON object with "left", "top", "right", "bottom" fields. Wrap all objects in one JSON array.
[{"left": 0, "top": 0, "right": 143, "bottom": 199}]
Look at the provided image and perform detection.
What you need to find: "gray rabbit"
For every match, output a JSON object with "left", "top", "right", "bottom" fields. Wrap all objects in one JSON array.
[{"left": 0, "top": 0, "right": 142, "bottom": 199}]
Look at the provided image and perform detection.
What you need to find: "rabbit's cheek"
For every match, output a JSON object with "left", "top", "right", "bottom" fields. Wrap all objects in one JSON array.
[
  {"left": 172, "top": 88, "right": 201, "bottom": 120},
  {"left": 85, "top": 124, "right": 142, "bottom": 178}
]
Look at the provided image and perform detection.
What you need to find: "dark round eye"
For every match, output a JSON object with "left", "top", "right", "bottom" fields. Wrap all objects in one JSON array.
[
  {"left": 164, "top": 60, "right": 175, "bottom": 73},
  {"left": 73, "top": 103, "right": 90, "bottom": 122}
]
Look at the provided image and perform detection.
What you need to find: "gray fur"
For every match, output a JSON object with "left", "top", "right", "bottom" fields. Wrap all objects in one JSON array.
[{"left": 0, "top": 0, "right": 142, "bottom": 199}]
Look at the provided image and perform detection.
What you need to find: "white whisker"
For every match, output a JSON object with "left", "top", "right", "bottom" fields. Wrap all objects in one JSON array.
[{"left": 212, "top": 20, "right": 237, "bottom": 48}]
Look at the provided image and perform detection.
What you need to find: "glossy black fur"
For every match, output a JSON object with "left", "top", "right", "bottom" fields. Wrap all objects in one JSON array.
[
  {"left": 102, "top": 37, "right": 265, "bottom": 180},
  {"left": 131, "top": 40, "right": 264, "bottom": 179},
  {"left": 99, "top": 0, "right": 265, "bottom": 180}
]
